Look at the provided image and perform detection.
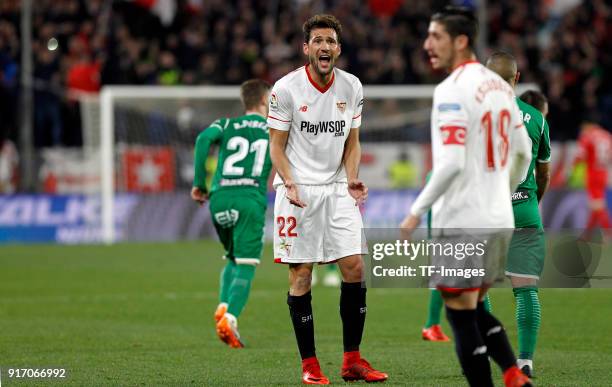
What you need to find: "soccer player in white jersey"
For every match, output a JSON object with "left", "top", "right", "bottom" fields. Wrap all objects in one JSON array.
[
  {"left": 268, "top": 14, "right": 387, "bottom": 385},
  {"left": 399, "top": 7, "right": 533, "bottom": 387}
]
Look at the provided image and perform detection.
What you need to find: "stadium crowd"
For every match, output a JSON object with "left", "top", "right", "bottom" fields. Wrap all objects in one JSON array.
[{"left": 0, "top": 0, "right": 610, "bottom": 148}]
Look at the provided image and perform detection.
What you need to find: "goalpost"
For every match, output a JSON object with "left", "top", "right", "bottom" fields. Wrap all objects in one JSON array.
[{"left": 96, "top": 83, "right": 538, "bottom": 244}]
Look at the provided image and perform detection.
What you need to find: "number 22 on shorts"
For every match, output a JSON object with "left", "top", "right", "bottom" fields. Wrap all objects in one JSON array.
[{"left": 277, "top": 216, "right": 298, "bottom": 237}]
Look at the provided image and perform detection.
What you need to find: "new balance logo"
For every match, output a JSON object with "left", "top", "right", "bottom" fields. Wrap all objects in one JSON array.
[
  {"left": 301, "top": 314, "right": 313, "bottom": 323},
  {"left": 300, "top": 120, "right": 346, "bottom": 136},
  {"left": 299, "top": 105, "right": 308, "bottom": 112},
  {"left": 360, "top": 307, "right": 367, "bottom": 314}
]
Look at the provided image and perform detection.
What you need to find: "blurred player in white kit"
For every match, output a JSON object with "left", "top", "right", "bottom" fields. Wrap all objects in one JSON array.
[{"left": 400, "top": 6, "right": 533, "bottom": 387}]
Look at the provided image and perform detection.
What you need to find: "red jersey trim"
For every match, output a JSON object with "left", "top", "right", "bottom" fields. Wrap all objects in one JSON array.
[
  {"left": 268, "top": 115, "right": 290, "bottom": 123},
  {"left": 352, "top": 113, "right": 362, "bottom": 120},
  {"left": 305, "top": 64, "right": 335, "bottom": 93}
]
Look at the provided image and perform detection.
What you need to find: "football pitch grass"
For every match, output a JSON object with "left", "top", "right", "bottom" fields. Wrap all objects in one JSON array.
[{"left": 1, "top": 241, "right": 611, "bottom": 386}]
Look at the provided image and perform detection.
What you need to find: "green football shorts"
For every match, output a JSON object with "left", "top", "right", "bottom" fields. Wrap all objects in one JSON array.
[
  {"left": 209, "top": 192, "right": 266, "bottom": 265},
  {"left": 505, "top": 226, "right": 546, "bottom": 280},
  {"left": 512, "top": 194, "right": 542, "bottom": 229}
]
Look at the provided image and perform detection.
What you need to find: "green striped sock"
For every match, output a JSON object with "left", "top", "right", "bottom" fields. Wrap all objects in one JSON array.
[
  {"left": 513, "top": 287, "right": 541, "bottom": 360},
  {"left": 219, "top": 259, "right": 236, "bottom": 304},
  {"left": 483, "top": 293, "right": 492, "bottom": 312}
]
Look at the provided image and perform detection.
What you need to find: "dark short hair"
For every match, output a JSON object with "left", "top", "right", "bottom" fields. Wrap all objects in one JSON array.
[
  {"left": 519, "top": 90, "right": 548, "bottom": 114},
  {"left": 486, "top": 50, "right": 517, "bottom": 84},
  {"left": 431, "top": 6, "right": 478, "bottom": 50},
  {"left": 303, "top": 14, "right": 342, "bottom": 43},
  {"left": 240, "top": 79, "right": 271, "bottom": 110}
]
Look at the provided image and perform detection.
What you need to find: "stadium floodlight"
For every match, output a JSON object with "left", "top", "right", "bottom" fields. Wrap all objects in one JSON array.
[{"left": 96, "top": 83, "right": 538, "bottom": 244}]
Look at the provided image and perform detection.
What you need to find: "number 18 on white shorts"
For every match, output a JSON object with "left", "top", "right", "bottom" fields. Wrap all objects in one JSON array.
[{"left": 273, "top": 182, "right": 368, "bottom": 264}]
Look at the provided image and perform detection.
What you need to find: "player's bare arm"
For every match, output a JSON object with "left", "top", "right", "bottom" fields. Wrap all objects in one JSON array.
[
  {"left": 343, "top": 127, "right": 368, "bottom": 206},
  {"left": 535, "top": 161, "right": 550, "bottom": 202},
  {"left": 269, "top": 128, "right": 306, "bottom": 208}
]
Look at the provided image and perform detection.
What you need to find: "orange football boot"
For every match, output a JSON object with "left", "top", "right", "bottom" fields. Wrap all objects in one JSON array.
[
  {"left": 214, "top": 303, "right": 227, "bottom": 323},
  {"left": 216, "top": 314, "right": 244, "bottom": 349}
]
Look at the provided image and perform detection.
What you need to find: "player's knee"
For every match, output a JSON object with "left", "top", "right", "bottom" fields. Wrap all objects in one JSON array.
[
  {"left": 339, "top": 257, "right": 364, "bottom": 282},
  {"left": 289, "top": 264, "right": 313, "bottom": 295}
]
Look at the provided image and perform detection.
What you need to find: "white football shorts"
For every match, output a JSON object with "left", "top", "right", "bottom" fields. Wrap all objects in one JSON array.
[{"left": 273, "top": 182, "right": 368, "bottom": 264}]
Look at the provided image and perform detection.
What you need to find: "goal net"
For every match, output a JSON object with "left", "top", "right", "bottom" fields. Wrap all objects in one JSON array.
[{"left": 84, "top": 83, "right": 537, "bottom": 244}]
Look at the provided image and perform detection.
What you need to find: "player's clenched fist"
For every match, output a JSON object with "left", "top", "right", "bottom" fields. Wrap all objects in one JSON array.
[{"left": 348, "top": 179, "right": 368, "bottom": 206}]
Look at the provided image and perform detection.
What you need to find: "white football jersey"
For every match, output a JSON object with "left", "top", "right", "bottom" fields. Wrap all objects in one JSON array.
[
  {"left": 411, "top": 61, "right": 531, "bottom": 229},
  {"left": 267, "top": 65, "right": 363, "bottom": 186}
]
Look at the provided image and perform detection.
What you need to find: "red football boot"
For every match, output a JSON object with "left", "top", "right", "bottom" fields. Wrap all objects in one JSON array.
[
  {"left": 341, "top": 351, "right": 388, "bottom": 383},
  {"left": 504, "top": 366, "right": 533, "bottom": 387},
  {"left": 422, "top": 324, "right": 451, "bottom": 342},
  {"left": 301, "top": 357, "right": 329, "bottom": 385}
]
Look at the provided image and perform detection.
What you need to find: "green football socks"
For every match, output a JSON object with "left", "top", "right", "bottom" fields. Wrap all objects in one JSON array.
[
  {"left": 513, "top": 287, "right": 541, "bottom": 359},
  {"left": 425, "top": 289, "right": 444, "bottom": 328},
  {"left": 483, "top": 293, "right": 492, "bottom": 312},
  {"left": 219, "top": 259, "right": 236, "bottom": 304},
  {"left": 227, "top": 264, "right": 256, "bottom": 318}
]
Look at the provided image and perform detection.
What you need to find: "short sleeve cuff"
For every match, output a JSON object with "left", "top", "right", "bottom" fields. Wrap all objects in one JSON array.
[
  {"left": 351, "top": 114, "right": 362, "bottom": 129},
  {"left": 267, "top": 115, "right": 291, "bottom": 131}
]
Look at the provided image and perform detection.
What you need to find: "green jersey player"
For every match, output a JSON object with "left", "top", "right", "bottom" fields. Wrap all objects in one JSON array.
[
  {"left": 486, "top": 52, "right": 551, "bottom": 378},
  {"left": 191, "top": 79, "right": 272, "bottom": 349}
]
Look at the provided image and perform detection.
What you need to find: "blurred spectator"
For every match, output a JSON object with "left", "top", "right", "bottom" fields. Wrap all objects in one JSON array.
[
  {"left": 34, "top": 44, "right": 63, "bottom": 146},
  {"left": 0, "top": 19, "right": 19, "bottom": 147},
  {"left": 157, "top": 50, "right": 180, "bottom": 85},
  {"left": 388, "top": 151, "right": 418, "bottom": 189},
  {"left": 0, "top": 127, "right": 18, "bottom": 193}
]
